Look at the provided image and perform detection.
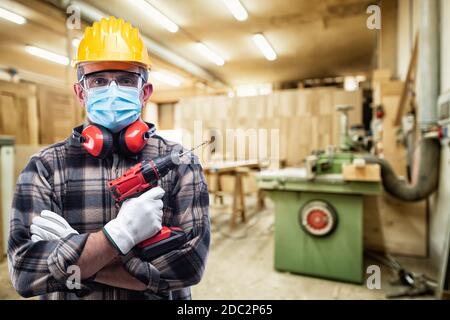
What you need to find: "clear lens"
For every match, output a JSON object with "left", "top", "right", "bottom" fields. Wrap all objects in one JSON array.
[{"left": 80, "top": 72, "right": 144, "bottom": 90}]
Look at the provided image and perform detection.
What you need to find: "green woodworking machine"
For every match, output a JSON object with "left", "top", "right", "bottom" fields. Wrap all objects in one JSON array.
[{"left": 257, "top": 105, "right": 381, "bottom": 283}]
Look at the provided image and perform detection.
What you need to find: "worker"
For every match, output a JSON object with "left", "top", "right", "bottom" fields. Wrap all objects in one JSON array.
[{"left": 7, "top": 16, "right": 210, "bottom": 300}]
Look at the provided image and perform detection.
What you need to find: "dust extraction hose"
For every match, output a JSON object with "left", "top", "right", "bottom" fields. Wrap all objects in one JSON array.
[{"left": 364, "top": 138, "right": 441, "bottom": 201}]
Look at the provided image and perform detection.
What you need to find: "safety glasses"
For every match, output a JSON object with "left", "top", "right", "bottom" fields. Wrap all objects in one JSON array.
[{"left": 79, "top": 71, "right": 145, "bottom": 91}]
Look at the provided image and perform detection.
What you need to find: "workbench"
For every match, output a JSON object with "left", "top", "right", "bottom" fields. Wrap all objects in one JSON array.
[{"left": 203, "top": 160, "right": 266, "bottom": 227}]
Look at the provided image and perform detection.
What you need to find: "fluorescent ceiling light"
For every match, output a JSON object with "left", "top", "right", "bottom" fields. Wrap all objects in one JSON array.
[
  {"left": 0, "top": 7, "right": 26, "bottom": 24},
  {"left": 195, "top": 43, "right": 225, "bottom": 66},
  {"left": 222, "top": 0, "right": 248, "bottom": 21},
  {"left": 25, "top": 46, "right": 69, "bottom": 65},
  {"left": 344, "top": 76, "right": 358, "bottom": 91},
  {"left": 133, "top": 0, "right": 179, "bottom": 33},
  {"left": 72, "top": 38, "right": 81, "bottom": 48},
  {"left": 252, "top": 33, "right": 277, "bottom": 61},
  {"left": 151, "top": 70, "right": 182, "bottom": 87}
]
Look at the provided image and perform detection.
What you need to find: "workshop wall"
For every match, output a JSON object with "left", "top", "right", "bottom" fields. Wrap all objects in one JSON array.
[
  {"left": 0, "top": 80, "right": 38, "bottom": 145},
  {"left": 0, "top": 81, "right": 87, "bottom": 146},
  {"left": 175, "top": 88, "right": 362, "bottom": 167}
]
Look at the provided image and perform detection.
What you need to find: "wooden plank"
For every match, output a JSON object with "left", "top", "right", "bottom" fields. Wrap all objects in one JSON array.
[
  {"left": 363, "top": 192, "right": 427, "bottom": 257},
  {"left": 343, "top": 164, "right": 381, "bottom": 182},
  {"left": 372, "top": 69, "right": 392, "bottom": 82},
  {"left": 38, "top": 86, "right": 79, "bottom": 144},
  {"left": 27, "top": 96, "right": 39, "bottom": 145},
  {"left": 0, "top": 81, "right": 39, "bottom": 145},
  {"left": 394, "top": 33, "right": 419, "bottom": 126},
  {"left": 287, "top": 117, "right": 305, "bottom": 165},
  {"left": 373, "top": 80, "right": 404, "bottom": 106},
  {"left": 0, "top": 94, "right": 15, "bottom": 137},
  {"left": 14, "top": 145, "right": 46, "bottom": 183},
  {"left": 158, "top": 103, "right": 175, "bottom": 130},
  {"left": 381, "top": 95, "right": 408, "bottom": 177},
  {"left": 0, "top": 80, "right": 37, "bottom": 97}
]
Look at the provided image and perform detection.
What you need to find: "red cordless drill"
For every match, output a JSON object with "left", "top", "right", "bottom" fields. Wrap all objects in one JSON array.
[{"left": 107, "top": 140, "right": 211, "bottom": 261}]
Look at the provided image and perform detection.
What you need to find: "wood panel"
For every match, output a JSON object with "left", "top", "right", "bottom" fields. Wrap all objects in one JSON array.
[
  {"left": 14, "top": 145, "right": 47, "bottom": 183},
  {"left": 158, "top": 103, "right": 175, "bottom": 130},
  {"left": 176, "top": 88, "right": 363, "bottom": 167},
  {"left": 364, "top": 192, "right": 427, "bottom": 257},
  {"left": 0, "top": 81, "right": 39, "bottom": 145},
  {"left": 38, "top": 86, "right": 82, "bottom": 144},
  {"left": 381, "top": 95, "right": 408, "bottom": 177},
  {"left": 373, "top": 80, "right": 404, "bottom": 106}
]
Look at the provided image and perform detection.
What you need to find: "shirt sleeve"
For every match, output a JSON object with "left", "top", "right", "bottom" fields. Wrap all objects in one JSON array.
[
  {"left": 7, "top": 155, "right": 91, "bottom": 298},
  {"left": 122, "top": 159, "right": 211, "bottom": 295}
]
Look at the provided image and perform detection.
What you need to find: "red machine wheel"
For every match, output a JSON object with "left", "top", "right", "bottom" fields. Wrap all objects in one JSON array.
[{"left": 299, "top": 200, "right": 338, "bottom": 237}]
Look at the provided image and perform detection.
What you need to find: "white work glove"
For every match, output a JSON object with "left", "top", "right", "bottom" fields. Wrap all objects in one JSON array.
[
  {"left": 30, "top": 210, "right": 79, "bottom": 242},
  {"left": 103, "top": 187, "right": 164, "bottom": 255}
]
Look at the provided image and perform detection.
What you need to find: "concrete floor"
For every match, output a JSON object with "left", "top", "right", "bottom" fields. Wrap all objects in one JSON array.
[
  {"left": 0, "top": 198, "right": 438, "bottom": 300},
  {"left": 192, "top": 199, "right": 437, "bottom": 300}
]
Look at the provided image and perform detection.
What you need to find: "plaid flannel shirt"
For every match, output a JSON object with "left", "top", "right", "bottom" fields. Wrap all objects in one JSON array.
[{"left": 7, "top": 131, "right": 210, "bottom": 300}]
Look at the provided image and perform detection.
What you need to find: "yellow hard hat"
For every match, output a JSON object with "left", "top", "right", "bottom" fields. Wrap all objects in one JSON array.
[{"left": 73, "top": 16, "right": 151, "bottom": 69}]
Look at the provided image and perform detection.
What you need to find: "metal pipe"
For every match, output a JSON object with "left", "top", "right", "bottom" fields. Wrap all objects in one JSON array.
[
  {"left": 369, "top": 0, "right": 442, "bottom": 202},
  {"left": 417, "top": 0, "right": 440, "bottom": 129},
  {"left": 364, "top": 138, "right": 440, "bottom": 201}
]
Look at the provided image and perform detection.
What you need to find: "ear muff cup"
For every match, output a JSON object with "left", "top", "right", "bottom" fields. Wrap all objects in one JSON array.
[
  {"left": 118, "top": 119, "right": 150, "bottom": 157},
  {"left": 81, "top": 124, "right": 113, "bottom": 159}
]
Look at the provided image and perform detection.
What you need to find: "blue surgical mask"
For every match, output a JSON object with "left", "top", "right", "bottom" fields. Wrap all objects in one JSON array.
[{"left": 85, "top": 82, "right": 142, "bottom": 133}]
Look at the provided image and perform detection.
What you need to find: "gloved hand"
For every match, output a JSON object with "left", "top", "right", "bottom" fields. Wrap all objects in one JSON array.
[
  {"left": 103, "top": 187, "right": 164, "bottom": 255},
  {"left": 31, "top": 210, "right": 79, "bottom": 242}
]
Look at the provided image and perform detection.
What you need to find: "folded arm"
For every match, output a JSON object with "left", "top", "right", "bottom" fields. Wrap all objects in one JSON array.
[
  {"left": 8, "top": 155, "right": 132, "bottom": 297},
  {"left": 8, "top": 156, "right": 93, "bottom": 297}
]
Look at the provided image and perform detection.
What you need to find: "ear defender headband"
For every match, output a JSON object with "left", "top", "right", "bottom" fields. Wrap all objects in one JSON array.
[{"left": 72, "top": 119, "right": 155, "bottom": 159}]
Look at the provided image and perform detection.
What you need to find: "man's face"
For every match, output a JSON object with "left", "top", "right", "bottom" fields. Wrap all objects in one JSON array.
[{"left": 73, "top": 69, "right": 153, "bottom": 108}]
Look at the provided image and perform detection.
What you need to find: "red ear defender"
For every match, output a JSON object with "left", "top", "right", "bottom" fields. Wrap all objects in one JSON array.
[
  {"left": 81, "top": 124, "right": 113, "bottom": 159},
  {"left": 118, "top": 119, "right": 151, "bottom": 156}
]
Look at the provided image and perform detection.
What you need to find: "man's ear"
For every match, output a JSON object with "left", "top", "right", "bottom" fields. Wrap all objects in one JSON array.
[
  {"left": 141, "top": 83, "right": 153, "bottom": 104},
  {"left": 73, "top": 83, "right": 85, "bottom": 107}
]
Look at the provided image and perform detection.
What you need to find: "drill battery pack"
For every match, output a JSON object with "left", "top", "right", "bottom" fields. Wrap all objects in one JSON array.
[{"left": 134, "top": 226, "right": 186, "bottom": 261}]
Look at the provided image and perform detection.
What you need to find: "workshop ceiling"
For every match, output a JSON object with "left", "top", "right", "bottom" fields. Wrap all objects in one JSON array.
[
  {"left": 0, "top": 0, "right": 376, "bottom": 90},
  {"left": 81, "top": 0, "right": 377, "bottom": 85}
]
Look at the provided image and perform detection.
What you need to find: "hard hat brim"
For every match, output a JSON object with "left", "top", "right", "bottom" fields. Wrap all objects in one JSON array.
[{"left": 76, "top": 61, "right": 149, "bottom": 76}]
